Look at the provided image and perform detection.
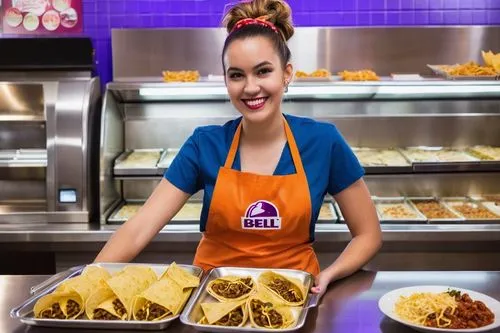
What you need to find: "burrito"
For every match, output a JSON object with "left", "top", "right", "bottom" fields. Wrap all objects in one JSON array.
[
  {"left": 258, "top": 271, "right": 305, "bottom": 306},
  {"left": 34, "top": 266, "right": 111, "bottom": 319},
  {"left": 85, "top": 266, "right": 157, "bottom": 320},
  {"left": 207, "top": 276, "right": 256, "bottom": 302},
  {"left": 247, "top": 296, "right": 295, "bottom": 329},
  {"left": 132, "top": 278, "right": 184, "bottom": 321},
  {"left": 159, "top": 262, "right": 200, "bottom": 313},
  {"left": 198, "top": 299, "right": 248, "bottom": 327}
]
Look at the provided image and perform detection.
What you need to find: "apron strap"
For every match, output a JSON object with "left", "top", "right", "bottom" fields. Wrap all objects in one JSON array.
[{"left": 224, "top": 116, "right": 306, "bottom": 175}]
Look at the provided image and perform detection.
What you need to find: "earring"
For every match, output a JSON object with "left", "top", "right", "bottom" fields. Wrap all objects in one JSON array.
[{"left": 284, "top": 80, "right": 289, "bottom": 93}]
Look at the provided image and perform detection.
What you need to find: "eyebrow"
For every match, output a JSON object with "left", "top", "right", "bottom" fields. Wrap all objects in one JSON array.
[{"left": 227, "top": 61, "right": 273, "bottom": 72}]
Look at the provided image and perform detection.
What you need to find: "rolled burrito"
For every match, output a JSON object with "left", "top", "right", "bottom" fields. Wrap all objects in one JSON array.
[
  {"left": 132, "top": 278, "right": 184, "bottom": 321},
  {"left": 207, "top": 275, "right": 256, "bottom": 302},
  {"left": 34, "top": 266, "right": 111, "bottom": 319},
  {"left": 85, "top": 265, "right": 157, "bottom": 320},
  {"left": 198, "top": 299, "right": 248, "bottom": 327},
  {"left": 258, "top": 271, "right": 306, "bottom": 306}
]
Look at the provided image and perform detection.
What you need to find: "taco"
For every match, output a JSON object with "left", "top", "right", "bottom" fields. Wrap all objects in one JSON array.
[
  {"left": 258, "top": 271, "right": 305, "bottom": 306},
  {"left": 247, "top": 295, "right": 295, "bottom": 329},
  {"left": 85, "top": 266, "right": 157, "bottom": 320},
  {"left": 207, "top": 276, "right": 256, "bottom": 302},
  {"left": 132, "top": 278, "right": 184, "bottom": 321},
  {"left": 34, "top": 266, "right": 111, "bottom": 319},
  {"left": 198, "top": 299, "right": 248, "bottom": 327}
]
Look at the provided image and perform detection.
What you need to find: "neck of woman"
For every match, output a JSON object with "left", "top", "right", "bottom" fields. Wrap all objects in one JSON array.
[{"left": 240, "top": 112, "right": 286, "bottom": 146}]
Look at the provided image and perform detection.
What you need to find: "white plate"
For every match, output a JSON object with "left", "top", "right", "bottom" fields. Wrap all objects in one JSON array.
[{"left": 378, "top": 285, "right": 500, "bottom": 333}]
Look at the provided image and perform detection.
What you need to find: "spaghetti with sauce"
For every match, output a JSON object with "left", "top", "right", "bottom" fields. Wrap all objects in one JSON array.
[{"left": 395, "top": 290, "right": 495, "bottom": 329}]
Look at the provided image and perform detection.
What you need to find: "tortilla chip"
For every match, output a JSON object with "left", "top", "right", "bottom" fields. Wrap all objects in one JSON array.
[
  {"left": 247, "top": 296, "right": 295, "bottom": 329},
  {"left": 207, "top": 275, "right": 256, "bottom": 302},
  {"left": 160, "top": 262, "right": 200, "bottom": 289},
  {"left": 199, "top": 299, "right": 248, "bottom": 326},
  {"left": 258, "top": 271, "right": 306, "bottom": 306}
]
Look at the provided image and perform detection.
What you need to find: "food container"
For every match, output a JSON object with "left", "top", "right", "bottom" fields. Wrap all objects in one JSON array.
[
  {"left": 317, "top": 202, "right": 338, "bottom": 223},
  {"left": 427, "top": 64, "right": 500, "bottom": 80},
  {"left": 157, "top": 148, "right": 180, "bottom": 169},
  {"left": 374, "top": 197, "right": 427, "bottom": 224},
  {"left": 399, "top": 146, "right": 480, "bottom": 172},
  {"left": 10, "top": 263, "right": 203, "bottom": 330},
  {"left": 333, "top": 201, "right": 345, "bottom": 223},
  {"left": 114, "top": 149, "right": 163, "bottom": 176},
  {"left": 441, "top": 197, "right": 500, "bottom": 224},
  {"left": 107, "top": 200, "right": 143, "bottom": 223},
  {"left": 408, "top": 197, "right": 464, "bottom": 224},
  {"left": 108, "top": 200, "right": 203, "bottom": 224},
  {"left": 467, "top": 146, "right": 500, "bottom": 161},
  {"left": 180, "top": 267, "right": 319, "bottom": 332},
  {"left": 352, "top": 148, "right": 412, "bottom": 174}
]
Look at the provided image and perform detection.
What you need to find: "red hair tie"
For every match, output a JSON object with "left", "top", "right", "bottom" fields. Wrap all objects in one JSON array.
[{"left": 230, "top": 18, "right": 279, "bottom": 35}]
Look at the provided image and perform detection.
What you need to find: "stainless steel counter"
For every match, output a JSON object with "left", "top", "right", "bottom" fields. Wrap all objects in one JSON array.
[
  {"left": 3, "top": 271, "right": 500, "bottom": 333},
  {"left": 1, "top": 223, "right": 500, "bottom": 243}
]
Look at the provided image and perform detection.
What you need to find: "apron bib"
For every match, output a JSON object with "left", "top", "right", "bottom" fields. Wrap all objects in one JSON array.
[{"left": 193, "top": 117, "right": 320, "bottom": 276}]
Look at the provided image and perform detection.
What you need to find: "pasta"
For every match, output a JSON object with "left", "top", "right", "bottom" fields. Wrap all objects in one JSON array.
[
  {"left": 338, "top": 69, "right": 380, "bottom": 81},
  {"left": 395, "top": 292, "right": 457, "bottom": 328},
  {"left": 162, "top": 70, "right": 200, "bottom": 82}
]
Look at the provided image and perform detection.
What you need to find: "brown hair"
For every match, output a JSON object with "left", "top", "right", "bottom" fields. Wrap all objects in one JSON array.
[{"left": 221, "top": 0, "right": 294, "bottom": 70}]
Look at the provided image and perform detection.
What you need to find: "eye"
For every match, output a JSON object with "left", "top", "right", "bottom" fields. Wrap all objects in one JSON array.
[
  {"left": 257, "top": 67, "right": 273, "bottom": 75},
  {"left": 228, "top": 72, "right": 243, "bottom": 80}
]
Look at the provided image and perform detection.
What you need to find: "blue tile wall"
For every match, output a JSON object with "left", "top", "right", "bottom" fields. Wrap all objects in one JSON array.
[{"left": 81, "top": 0, "right": 500, "bottom": 84}]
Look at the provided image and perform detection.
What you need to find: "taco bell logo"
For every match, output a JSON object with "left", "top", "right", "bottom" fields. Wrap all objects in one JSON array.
[{"left": 241, "top": 200, "right": 281, "bottom": 230}]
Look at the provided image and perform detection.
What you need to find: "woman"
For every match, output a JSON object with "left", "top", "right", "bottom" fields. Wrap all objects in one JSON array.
[{"left": 95, "top": 0, "right": 382, "bottom": 298}]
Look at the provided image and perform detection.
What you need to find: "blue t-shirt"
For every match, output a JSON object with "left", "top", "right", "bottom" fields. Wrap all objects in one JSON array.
[{"left": 164, "top": 114, "right": 364, "bottom": 241}]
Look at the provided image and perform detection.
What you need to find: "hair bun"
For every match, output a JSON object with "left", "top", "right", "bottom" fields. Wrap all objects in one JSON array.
[{"left": 223, "top": 0, "right": 295, "bottom": 41}]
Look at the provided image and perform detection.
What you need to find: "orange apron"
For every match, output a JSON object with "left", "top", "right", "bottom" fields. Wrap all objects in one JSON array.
[{"left": 193, "top": 117, "right": 320, "bottom": 276}]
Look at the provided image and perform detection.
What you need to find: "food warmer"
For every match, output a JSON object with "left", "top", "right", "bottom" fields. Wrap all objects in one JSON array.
[
  {"left": 0, "top": 37, "right": 101, "bottom": 224},
  {"left": 100, "top": 27, "right": 500, "bottom": 228}
]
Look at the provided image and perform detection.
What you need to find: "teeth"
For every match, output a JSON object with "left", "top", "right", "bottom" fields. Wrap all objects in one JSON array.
[{"left": 245, "top": 98, "right": 266, "bottom": 107}]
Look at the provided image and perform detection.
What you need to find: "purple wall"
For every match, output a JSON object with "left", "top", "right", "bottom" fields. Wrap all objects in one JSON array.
[{"left": 82, "top": 0, "right": 500, "bottom": 84}]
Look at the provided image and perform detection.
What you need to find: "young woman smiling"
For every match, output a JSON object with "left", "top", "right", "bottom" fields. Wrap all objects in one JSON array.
[{"left": 95, "top": 0, "right": 382, "bottom": 298}]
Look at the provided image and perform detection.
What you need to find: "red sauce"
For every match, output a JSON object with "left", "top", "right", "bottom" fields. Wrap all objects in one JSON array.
[{"left": 425, "top": 293, "right": 495, "bottom": 329}]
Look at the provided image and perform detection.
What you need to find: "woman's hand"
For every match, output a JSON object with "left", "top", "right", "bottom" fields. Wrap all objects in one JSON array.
[{"left": 310, "top": 270, "right": 334, "bottom": 299}]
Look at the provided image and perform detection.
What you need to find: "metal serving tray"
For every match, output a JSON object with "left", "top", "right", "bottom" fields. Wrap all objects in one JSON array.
[
  {"left": 374, "top": 197, "right": 427, "bottom": 224},
  {"left": 11, "top": 262, "right": 203, "bottom": 331},
  {"left": 317, "top": 201, "right": 338, "bottom": 223},
  {"left": 107, "top": 199, "right": 144, "bottom": 223},
  {"left": 408, "top": 197, "right": 464, "bottom": 224},
  {"left": 352, "top": 148, "right": 412, "bottom": 174},
  {"left": 157, "top": 148, "right": 180, "bottom": 169},
  {"left": 399, "top": 147, "right": 482, "bottom": 172},
  {"left": 108, "top": 200, "right": 203, "bottom": 224},
  {"left": 180, "top": 267, "right": 319, "bottom": 333},
  {"left": 427, "top": 64, "right": 500, "bottom": 80},
  {"left": 441, "top": 197, "right": 500, "bottom": 224},
  {"left": 113, "top": 149, "right": 163, "bottom": 176}
]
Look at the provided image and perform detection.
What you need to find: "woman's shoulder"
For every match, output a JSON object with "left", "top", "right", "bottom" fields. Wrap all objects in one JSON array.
[
  {"left": 189, "top": 117, "right": 241, "bottom": 146},
  {"left": 285, "top": 114, "right": 341, "bottom": 144}
]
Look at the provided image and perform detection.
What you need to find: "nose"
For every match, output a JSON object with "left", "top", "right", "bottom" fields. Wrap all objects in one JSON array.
[{"left": 243, "top": 76, "right": 260, "bottom": 96}]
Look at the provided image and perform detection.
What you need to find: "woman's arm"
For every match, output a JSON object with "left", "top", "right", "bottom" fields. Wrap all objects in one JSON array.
[
  {"left": 94, "top": 179, "right": 191, "bottom": 262},
  {"left": 312, "top": 178, "right": 382, "bottom": 295}
]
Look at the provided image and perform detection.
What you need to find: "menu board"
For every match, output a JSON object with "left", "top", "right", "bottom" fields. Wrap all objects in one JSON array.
[{"left": 2, "top": 0, "right": 82, "bottom": 34}]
